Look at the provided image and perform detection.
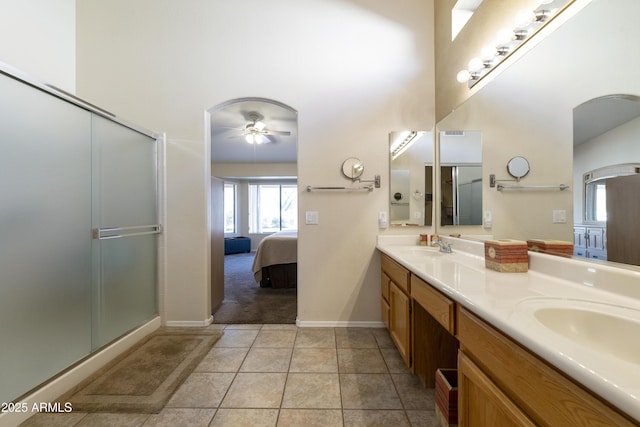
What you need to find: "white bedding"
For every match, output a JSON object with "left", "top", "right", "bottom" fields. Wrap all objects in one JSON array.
[{"left": 251, "top": 231, "right": 297, "bottom": 282}]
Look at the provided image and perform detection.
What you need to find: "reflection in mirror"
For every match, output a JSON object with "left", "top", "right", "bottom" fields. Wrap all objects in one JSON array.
[
  {"left": 389, "top": 131, "right": 433, "bottom": 226},
  {"left": 574, "top": 94, "right": 640, "bottom": 265},
  {"left": 583, "top": 164, "right": 640, "bottom": 223},
  {"left": 434, "top": 0, "right": 640, "bottom": 271},
  {"left": 439, "top": 131, "right": 482, "bottom": 226}
]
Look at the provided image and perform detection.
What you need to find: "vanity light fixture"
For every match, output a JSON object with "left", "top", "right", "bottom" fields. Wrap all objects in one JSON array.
[
  {"left": 390, "top": 131, "right": 419, "bottom": 160},
  {"left": 456, "top": 0, "right": 574, "bottom": 88}
]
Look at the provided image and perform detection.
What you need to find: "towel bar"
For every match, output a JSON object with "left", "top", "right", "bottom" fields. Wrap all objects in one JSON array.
[{"left": 496, "top": 184, "right": 569, "bottom": 191}]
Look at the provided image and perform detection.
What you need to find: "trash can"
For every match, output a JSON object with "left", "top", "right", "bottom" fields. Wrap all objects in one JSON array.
[{"left": 435, "top": 368, "right": 458, "bottom": 427}]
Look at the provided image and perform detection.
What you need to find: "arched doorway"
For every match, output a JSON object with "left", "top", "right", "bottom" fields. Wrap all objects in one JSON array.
[{"left": 207, "top": 97, "right": 298, "bottom": 323}]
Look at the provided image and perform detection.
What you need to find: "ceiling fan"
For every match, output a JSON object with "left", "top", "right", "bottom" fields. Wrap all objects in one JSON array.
[{"left": 239, "top": 112, "right": 291, "bottom": 144}]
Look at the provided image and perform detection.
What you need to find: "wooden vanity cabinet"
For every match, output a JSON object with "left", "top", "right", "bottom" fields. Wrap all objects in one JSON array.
[
  {"left": 380, "top": 251, "right": 636, "bottom": 425},
  {"left": 381, "top": 254, "right": 411, "bottom": 367},
  {"left": 457, "top": 307, "right": 636, "bottom": 427}
]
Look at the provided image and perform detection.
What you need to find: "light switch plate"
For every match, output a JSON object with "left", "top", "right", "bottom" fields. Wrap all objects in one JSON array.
[
  {"left": 553, "top": 210, "right": 567, "bottom": 223},
  {"left": 305, "top": 211, "right": 319, "bottom": 225},
  {"left": 378, "top": 211, "right": 388, "bottom": 229},
  {"left": 483, "top": 210, "right": 493, "bottom": 228}
]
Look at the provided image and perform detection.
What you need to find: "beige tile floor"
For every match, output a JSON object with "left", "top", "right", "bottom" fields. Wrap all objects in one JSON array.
[{"left": 21, "top": 325, "right": 439, "bottom": 427}]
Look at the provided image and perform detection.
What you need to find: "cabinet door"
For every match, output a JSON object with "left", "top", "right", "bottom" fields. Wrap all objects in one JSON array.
[
  {"left": 381, "top": 271, "right": 391, "bottom": 328},
  {"left": 573, "top": 226, "right": 586, "bottom": 249},
  {"left": 389, "top": 281, "right": 411, "bottom": 367},
  {"left": 586, "top": 227, "right": 604, "bottom": 250},
  {"left": 381, "top": 299, "right": 390, "bottom": 329},
  {"left": 458, "top": 352, "right": 535, "bottom": 427}
]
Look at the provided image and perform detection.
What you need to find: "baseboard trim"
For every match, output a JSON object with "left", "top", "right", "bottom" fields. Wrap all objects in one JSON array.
[
  {"left": 164, "top": 316, "right": 213, "bottom": 328},
  {"left": 0, "top": 317, "right": 161, "bottom": 427},
  {"left": 296, "top": 320, "right": 386, "bottom": 328}
]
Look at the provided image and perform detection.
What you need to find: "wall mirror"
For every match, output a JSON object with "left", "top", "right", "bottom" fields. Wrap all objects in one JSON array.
[
  {"left": 389, "top": 131, "right": 433, "bottom": 226},
  {"left": 434, "top": 0, "right": 640, "bottom": 269},
  {"left": 342, "top": 157, "right": 364, "bottom": 180},
  {"left": 439, "top": 130, "right": 482, "bottom": 226},
  {"left": 507, "top": 156, "right": 530, "bottom": 181}
]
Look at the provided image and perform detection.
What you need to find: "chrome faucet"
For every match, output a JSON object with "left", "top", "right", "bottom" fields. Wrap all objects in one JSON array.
[{"left": 431, "top": 240, "right": 453, "bottom": 253}]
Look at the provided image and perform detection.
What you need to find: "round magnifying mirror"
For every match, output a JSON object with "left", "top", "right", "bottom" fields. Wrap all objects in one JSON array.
[
  {"left": 342, "top": 157, "right": 364, "bottom": 180},
  {"left": 506, "top": 156, "right": 530, "bottom": 181}
]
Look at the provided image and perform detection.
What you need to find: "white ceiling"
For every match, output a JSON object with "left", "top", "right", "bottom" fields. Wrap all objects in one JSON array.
[
  {"left": 573, "top": 94, "right": 640, "bottom": 146},
  {"left": 210, "top": 98, "right": 297, "bottom": 164}
]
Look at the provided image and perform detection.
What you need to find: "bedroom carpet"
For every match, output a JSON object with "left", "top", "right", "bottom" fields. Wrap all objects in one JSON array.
[
  {"left": 60, "top": 328, "right": 221, "bottom": 413},
  {"left": 212, "top": 252, "right": 297, "bottom": 324}
]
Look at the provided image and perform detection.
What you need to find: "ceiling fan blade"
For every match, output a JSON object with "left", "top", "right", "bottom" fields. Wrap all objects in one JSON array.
[{"left": 264, "top": 129, "right": 291, "bottom": 136}]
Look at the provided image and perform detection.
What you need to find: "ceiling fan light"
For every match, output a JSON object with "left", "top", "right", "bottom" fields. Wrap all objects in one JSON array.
[
  {"left": 245, "top": 134, "right": 255, "bottom": 144},
  {"left": 255, "top": 134, "right": 266, "bottom": 144}
]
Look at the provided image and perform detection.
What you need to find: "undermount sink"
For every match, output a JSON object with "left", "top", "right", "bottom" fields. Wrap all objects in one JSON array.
[
  {"left": 517, "top": 298, "right": 640, "bottom": 364},
  {"left": 396, "top": 247, "right": 443, "bottom": 257}
]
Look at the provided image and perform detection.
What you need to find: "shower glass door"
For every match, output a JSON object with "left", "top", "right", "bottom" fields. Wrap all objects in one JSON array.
[
  {"left": 91, "top": 115, "right": 159, "bottom": 349},
  {"left": 0, "top": 74, "right": 92, "bottom": 402}
]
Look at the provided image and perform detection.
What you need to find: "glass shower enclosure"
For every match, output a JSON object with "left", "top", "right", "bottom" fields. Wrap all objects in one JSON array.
[{"left": 0, "top": 68, "right": 160, "bottom": 403}]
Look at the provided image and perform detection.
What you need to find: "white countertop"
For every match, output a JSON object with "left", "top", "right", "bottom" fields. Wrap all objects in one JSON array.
[{"left": 377, "top": 235, "right": 640, "bottom": 422}]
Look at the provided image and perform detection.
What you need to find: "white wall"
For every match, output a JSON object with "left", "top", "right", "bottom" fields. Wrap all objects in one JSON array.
[
  {"left": 76, "top": 0, "right": 436, "bottom": 325},
  {"left": 0, "top": 0, "right": 76, "bottom": 92}
]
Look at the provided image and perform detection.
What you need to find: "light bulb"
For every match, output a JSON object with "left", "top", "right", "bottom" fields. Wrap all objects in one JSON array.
[
  {"left": 456, "top": 70, "right": 471, "bottom": 83},
  {"left": 496, "top": 28, "right": 514, "bottom": 45},
  {"left": 481, "top": 45, "right": 496, "bottom": 59},
  {"left": 514, "top": 10, "right": 534, "bottom": 27},
  {"left": 468, "top": 57, "right": 483, "bottom": 71}
]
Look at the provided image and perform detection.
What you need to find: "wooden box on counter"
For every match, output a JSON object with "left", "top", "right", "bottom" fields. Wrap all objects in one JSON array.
[
  {"left": 527, "top": 239, "right": 574, "bottom": 257},
  {"left": 484, "top": 239, "right": 529, "bottom": 272}
]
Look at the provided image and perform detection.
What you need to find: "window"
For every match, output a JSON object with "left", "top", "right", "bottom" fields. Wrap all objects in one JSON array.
[
  {"left": 249, "top": 184, "right": 297, "bottom": 233},
  {"left": 224, "top": 183, "right": 237, "bottom": 234},
  {"left": 584, "top": 179, "right": 607, "bottom": 222},
  {"left": 451, "top": 0, "right": 484, "bottom": 40}
]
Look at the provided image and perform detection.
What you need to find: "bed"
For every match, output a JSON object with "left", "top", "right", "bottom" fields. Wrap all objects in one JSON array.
[{"left": 251, "top": 231, "right": 297, "bottom": 288}]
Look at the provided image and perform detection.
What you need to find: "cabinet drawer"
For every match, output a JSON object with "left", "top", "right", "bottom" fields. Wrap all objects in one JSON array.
[
  {"left": 381, "top": 254, "right": 410, "bottom": 294},
  {"left": 411, "top": 275, "right": 455, "bottom": 334}
]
